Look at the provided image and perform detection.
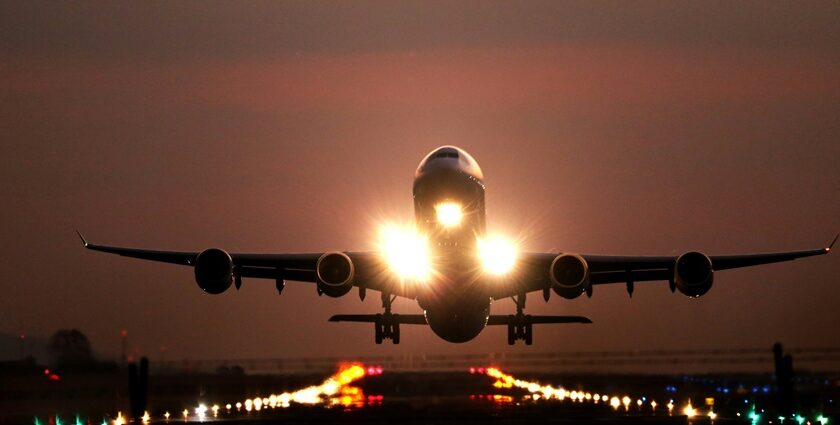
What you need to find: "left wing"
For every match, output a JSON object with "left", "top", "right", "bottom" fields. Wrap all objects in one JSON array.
[
  {"left": 77, "top": 232, "right": 404, "bottom": 297},
  {"left": 492, "top": 235, "right": 836, "bottom": 300}
]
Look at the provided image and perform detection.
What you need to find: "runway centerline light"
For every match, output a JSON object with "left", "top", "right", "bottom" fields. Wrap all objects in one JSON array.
[
  {"left": 435, "top": 202, "right": 463, "bottom": 228},
  {"left": 478, "top": 236, "right": 518, "bottom": 275}
]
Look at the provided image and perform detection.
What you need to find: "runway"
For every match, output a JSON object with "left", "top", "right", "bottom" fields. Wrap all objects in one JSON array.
[{"left": 15, "top": 362, "right": 831, "bottom": 425}]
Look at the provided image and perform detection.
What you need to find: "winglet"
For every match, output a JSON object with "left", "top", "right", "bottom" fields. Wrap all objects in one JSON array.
[
  {"left": 75, "top": 230, "right": 89, "bottom": 247},
  {"left": 828, "top": 233, "right": 839, "bottom": 252}
]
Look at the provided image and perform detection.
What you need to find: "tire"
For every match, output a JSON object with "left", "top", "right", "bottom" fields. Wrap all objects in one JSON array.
[
  {"left": 374, "top": 315, "right": 383, "bottom": 344},
  {"left": 507, "top": 321, "right": 516, "bottom": 345}
]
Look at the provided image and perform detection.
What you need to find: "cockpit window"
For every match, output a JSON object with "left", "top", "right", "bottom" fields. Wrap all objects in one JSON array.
[
  {"left": 433, "top": 151, "right": 459, "bottom": 159},
  {"left": 416, "top": 146, "right": 484, "bottom": 181}
]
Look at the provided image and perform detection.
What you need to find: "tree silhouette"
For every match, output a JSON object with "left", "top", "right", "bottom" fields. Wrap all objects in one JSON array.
[{"left": 47, "top": 329, "right": 94, "bottom": 366}]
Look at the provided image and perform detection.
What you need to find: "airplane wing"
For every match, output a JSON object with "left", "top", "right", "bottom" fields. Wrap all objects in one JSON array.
[
  {"left": 76, "top": 232, "right": 405, "bottom": 297},
  {"left": 491, "top": 235, "right": 836, "bottom": 300},
  {"left": 79, "top": 231, "right": 834, "bottom": 301}
]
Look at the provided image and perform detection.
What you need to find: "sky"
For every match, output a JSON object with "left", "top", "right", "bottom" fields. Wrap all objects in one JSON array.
[{"left": 1, "top": 1, "right": 839, "bottom": 367}]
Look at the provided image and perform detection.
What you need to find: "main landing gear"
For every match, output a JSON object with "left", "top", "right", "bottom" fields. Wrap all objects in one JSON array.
[
  {"left": 374, "top": 293, "right": 400, "bottom": 344},
  {"left": 507, "top": 292, "right": 532, "bottom": 346}
]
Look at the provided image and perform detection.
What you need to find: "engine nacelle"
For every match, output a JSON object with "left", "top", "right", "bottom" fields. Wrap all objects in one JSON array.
[
  {"left": 550, "top": 254, "right": 590, "bottom": 299},
  {"left": 674, "top": 251, "right": 714, "bottom": 298},
  {"left": 316, "top": 252, "right": 355, "bottom": 298},
  {"left": 194, "top": 248, "right": 233, "bottom": 295}
]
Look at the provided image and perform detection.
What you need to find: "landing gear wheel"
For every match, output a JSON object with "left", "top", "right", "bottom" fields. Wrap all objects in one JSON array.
[
  {"left": 507, "top": 293, "right": 535, "bottom": 345},
  {"left": 524, "top": 321, "right": 533, "bottom": 346},
  {"left": 374, "top": 314, "right": 383, "bottom": 344},
  {"left": 373, "top": 293, "right": 402, "bottom": 344},
  {"left": 507, "top": 315, "right": 516, "bottom": 345}
]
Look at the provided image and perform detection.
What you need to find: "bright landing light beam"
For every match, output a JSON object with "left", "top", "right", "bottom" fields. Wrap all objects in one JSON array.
[
  {"left": 435, "top": 202, "right": 463, "bottom": 227},
  {"left": 378, "top": 224, "right": 432, "bottom": 282},
  {"left": 478, "top": 236, "right": 518, "bottom": 275}
]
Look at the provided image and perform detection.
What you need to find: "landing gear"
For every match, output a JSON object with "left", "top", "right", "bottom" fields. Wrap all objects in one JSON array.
[
  {"left": 507, "top": 293, "right": 533, "bottom": 346},
  {"left": 374, "top": 293, "right": 401, "bottom": 344},
  {"left": 507, "top": 314, "right": 533, "bottom": 345}
]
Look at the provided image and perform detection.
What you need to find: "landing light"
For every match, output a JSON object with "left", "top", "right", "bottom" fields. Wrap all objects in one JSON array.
[
  {"left": 379, "top": 224, "right": 432, "bottom": 282},
  {"left": 478, "top": 236, "right": 518, "bottom": 275},
  {"left": 435, "top": 202, "right": 463, "bottom": 227}
]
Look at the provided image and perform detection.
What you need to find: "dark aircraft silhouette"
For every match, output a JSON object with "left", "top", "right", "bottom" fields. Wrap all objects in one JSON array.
[{"left": 79, "top": 146, "right": 836, "bottom": 345}]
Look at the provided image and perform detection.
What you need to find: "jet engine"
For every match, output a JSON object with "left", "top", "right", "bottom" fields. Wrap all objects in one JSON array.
[
  {"left": 550, "top": 254, "right": 590, "bottom": 299},
  {"left": 316, "top": 252, "right": 355, "bottom": 298},
  {"left": 194, "top": 248, "right": 233, "bottom": 294},
  {"left": 674, "top": 251, "right": 714, "bottom": 297}
]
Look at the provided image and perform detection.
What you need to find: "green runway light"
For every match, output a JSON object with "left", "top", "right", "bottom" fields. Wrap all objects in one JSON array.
[
  {"left": 75, "top": 415, "right": 83, "bottom": 425},
  {"left": 817, "top": 415, "right": 829, "bottom": 424},
  {"left": 795, "top": 414, "right": 806, "bottom": 424},
  {"left": 55, "top": 415, "right": 62, "bottom": 425},
  {"left": 748, "top": 410, "right": 761, "bottom": 424},
  {"left": 34, "top": 417, "right": 41, "bottom": 425}
]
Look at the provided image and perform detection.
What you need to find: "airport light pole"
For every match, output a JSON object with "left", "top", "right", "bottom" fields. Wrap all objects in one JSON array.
[{"left": 120, "top": 329, "right": 128, "bottom": 366}]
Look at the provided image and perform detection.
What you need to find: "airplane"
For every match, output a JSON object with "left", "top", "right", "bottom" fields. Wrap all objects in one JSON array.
[{"left": 79, "top": 146, "right": 836, "bottom": 345}]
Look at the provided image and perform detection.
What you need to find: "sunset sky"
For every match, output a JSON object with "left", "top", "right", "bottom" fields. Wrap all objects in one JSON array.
[{"left": 1, "top": 1, "right": 838, "bottom": 363}]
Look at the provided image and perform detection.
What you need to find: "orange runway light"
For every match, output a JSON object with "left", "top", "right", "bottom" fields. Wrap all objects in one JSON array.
[{"left": 207, "top": 363, "right": 374, "bottom": 414}]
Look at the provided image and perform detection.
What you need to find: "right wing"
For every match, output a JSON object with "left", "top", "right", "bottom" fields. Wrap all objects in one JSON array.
[{"left": 490, "top": 235, "right": 836, "bottom": 300}]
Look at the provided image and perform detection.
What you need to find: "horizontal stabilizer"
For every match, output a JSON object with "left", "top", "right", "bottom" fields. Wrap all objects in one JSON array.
[
  {"left": 329, "top": 314, "right": 428, "bottom": 325},
  {"left": 486, "top": 315, "right": 592, "bottom": 325}
]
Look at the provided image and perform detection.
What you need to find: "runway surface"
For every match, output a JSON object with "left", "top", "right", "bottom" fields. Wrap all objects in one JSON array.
[{"left": 7, "top": 363, "right": 837, "bottom": 425}]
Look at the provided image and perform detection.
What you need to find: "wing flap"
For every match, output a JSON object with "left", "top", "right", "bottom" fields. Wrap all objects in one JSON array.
[
  {"left": 237, "top": 266, "right": 316, "bottom": 282},
  {"left": 590, "top": 269, "right": 672, "bottom": 285}
]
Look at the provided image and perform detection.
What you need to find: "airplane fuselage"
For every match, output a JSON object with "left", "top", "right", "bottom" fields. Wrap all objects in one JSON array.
[{"left": 412, "top": 146, "right": 492, "bottom": 342}]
